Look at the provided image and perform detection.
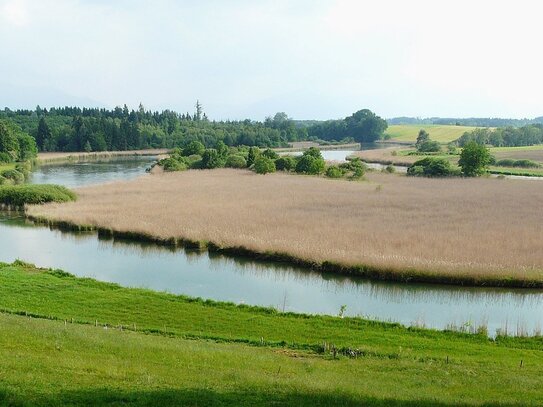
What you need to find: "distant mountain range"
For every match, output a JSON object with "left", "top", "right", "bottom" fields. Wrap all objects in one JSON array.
[{"left": 386, "top": 117, "right": 543, "bottom": 127}]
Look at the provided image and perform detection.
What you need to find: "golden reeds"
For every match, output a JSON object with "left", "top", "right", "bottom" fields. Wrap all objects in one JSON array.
[{"left": 27, "top": 169, "right": 543, "bottom": 283}]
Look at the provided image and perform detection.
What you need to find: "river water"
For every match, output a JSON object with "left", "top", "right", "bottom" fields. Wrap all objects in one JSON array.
[{"left": 1, "top": 156, "right": 541, "bottom": 336}]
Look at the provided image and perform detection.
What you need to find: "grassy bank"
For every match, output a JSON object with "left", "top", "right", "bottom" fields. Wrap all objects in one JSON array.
[
  {"left": 27, "top": 169, "right": 543, "bottom": 287},
  {"left": 1, "top": 262, "right": 543, "bottom": 405},
  {"left": 0, "top": 184, "right": 76, "bottom": 208}
]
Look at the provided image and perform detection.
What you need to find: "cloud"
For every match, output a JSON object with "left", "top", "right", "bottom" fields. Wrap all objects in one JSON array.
[
  {"left": 2, "top": 0, "right": 29, "bottom": 26},
  {"left": 0, "top": 0, "right": 542, "bottom": 119}
]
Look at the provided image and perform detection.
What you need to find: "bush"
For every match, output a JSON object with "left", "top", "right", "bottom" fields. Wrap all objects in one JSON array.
[
  {"left": 247, "top": 147, "right": 261, "bottom": 167},
  {"left": 253, "top": 157, "right": 276, "bottom": 174},
  {"left": 1, "top": 169, "right": 24, "bottom": 184},
  {"left": 0, "top": 175, "right": 8, "bottom": 185},
  {"left": 339, "top": 158, "right": 367, "bottom": 178},
  {"left": 407, "top": 157, "right": 455, "bottom": 177},
  {"left": 261, "top": 148, "right": 279, "bottom": 160},
  {"left": 183, "top": 141, "right": 205, "bottom": 156},
  {"left": 417, "top": 140, "right": 441, "bottom": 153},
  {"left": 0, "top": 152, "right": 11, "bottom": 163},
  {"left": 201, "top": 149, "right": 225, "bottom": 169},
  {"left": 384, "top": 165, "right": 396, "bottom": 173},
  {"left": 496, "top": 159, "right": 540, "bottom": 168},
  {"left": 295, "top": 155, "right": 325, "bottom": 175},
  {"left": 325, "top": 166, "right": 343, "bottom": 178},
  {"left": 303, "top": 147, "right": 323, "bottom": 160},
  {"left": 160, "top": 157, "right": 187, "bottom": 172},
  {"left": 274, "top": 156, "right": 296, "bottom": 171},
  {"left": 0, "top": 184, "right": 77, "bottom": 206},
  {"left": 225, "top": 155, "right": 247, "bottom": 169},
  {"left": 495, "top": 158, "right": 515, "bottom": 167},
  {"left": 407, "top": 165, "right": 425, "bottom": 177}
]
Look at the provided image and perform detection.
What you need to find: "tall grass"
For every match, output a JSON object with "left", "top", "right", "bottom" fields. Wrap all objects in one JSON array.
[{"left": 27, "top": 169, "right": 543, "bottom": 285}]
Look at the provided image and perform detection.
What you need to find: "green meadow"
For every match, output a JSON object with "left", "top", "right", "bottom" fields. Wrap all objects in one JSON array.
[
  {"left": 1, "top": 262, "right": 543, "bottom": 406},
  {"left": 385, "top": 125, "right": 479, "bottom": 143}
]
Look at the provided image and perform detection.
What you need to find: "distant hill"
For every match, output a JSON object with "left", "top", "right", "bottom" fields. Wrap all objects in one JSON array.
[{"left": 387, "top": 117, "right": 543, "bottom": 128}]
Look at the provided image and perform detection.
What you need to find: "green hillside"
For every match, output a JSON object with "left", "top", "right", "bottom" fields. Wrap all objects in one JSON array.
[{"left": 385, "top": 124, "right": 480, "bottom": 143}]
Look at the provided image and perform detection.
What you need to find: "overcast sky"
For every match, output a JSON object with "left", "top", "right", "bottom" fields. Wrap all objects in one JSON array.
[{"left": 1, "top": 0, "right": 543, "bottom": 120}]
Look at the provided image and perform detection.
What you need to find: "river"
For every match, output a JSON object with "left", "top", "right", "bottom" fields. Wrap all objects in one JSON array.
[{"left": 1, "top": 156, "right": 541, "bottom": 336}]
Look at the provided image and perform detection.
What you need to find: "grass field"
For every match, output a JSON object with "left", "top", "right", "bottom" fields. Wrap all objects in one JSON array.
[
  {"left": 490, "top": 146, "right": 543, "bottom": 164},
  {"left": 27, "top": 169, "right": 543, "bottom": 287},
  {"left": 385, "top": 125, "right": 480, "bottom": 143},
  {"left": 1, "top": 262, "right": 543, "bottom": 405}
]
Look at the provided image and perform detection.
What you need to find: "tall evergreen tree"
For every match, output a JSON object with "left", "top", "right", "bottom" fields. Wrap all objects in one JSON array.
[{"left": 36, "top": 117, "right": 52, "bottom": 151}]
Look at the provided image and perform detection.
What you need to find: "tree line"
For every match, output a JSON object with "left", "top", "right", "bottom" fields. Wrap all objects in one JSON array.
[
  {"left": 388, "top": 117, "right": 543, "bottom": 127},
  {"left": 457, "top": 125, "right": 543, "bottom": 147},
  {"left": 0, "top": 105, "right": 388, "bottom": 153}
]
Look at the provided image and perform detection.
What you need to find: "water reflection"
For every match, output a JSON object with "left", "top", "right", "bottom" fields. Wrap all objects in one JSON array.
[{"left": 1, "top": 211, "right": 542, "bottom": 336}]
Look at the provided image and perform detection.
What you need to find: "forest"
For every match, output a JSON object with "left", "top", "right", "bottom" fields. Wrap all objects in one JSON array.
[{"left": 0, "top": 105, "right": 387, "bottom": 153}]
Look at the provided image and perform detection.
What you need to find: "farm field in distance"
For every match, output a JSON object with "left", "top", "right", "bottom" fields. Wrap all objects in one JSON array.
[
  {"left": 385, "top": 124, "right": 480, "bottom": 143},
  {"left": 27, "top": 169, "right": 543, "bottom": 287},
  {"left": 1, "top": 262, "right": 543, "bottom": 406}
]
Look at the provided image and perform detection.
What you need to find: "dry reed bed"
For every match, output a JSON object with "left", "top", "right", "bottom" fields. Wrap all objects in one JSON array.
[{"left": 28, "top": 169, "right": 543, "bottom": 285}]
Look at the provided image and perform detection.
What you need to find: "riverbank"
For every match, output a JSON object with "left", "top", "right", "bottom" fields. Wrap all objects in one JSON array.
[
  {"left": 37, "top": 149, "right": 168, "bottom": 165},
  {"left": 27, "top": 169, "right": 543, "bottom": 288},
  {"left": 1, "top": 261, "right": 542, "bottom": 405}
]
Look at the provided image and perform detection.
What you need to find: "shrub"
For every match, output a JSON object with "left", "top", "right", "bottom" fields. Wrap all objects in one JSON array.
[
  {"left": 325, "top": 166, "right": 343, "bottom": 178},
  {"left": 303, "top": 147, "right": 323, "bottom": 160},
  {"left": 225, "top": 155, "right": 247, "bottom": 169},
  {"left": 1, "top": 169, "right": 24, "bottom": 184},
  {"left": 274, "top": 156, "right": 296, "bottom": 171},
  {"left": 0, "top": 184, "right": 77, "bottom": 206},
  {"left": 261, "top": 148, "right": 279, "bottom": 160},
  {"left": 339, "top": 158, "right": 367, "bottom": 178},
  {"left": 0, "top": 175, "right": 8, "bottom": 185},
  {"left": 247, "top": 147, "right": 261, "bottom": 167},
  {"left": 384, "top": 165, "right": 396, "bottom": 173},
  {"left": 253, "top": 157, "right": 276, "bottom": 174},
  {"left": 407, "top": 165, "right": 425, "bottom": 177},
  {"left": 495, "top": 159, "right": 540, "bottom": 168},
  {"left": 201, "top": 149, "right": 225, "bottom": 169},
  {"left": 407, "top": 157, "right": 455, "bottom": 177},
  {"left": 0, "top": 152, "right": 11, "bottom": 163},
  {"left": 295, "top": 155, "right": 325, "bottom": 175},
  {"left": 183, "top": 141, "right": 206, "bottom": 156},
  {"left": 496, "top": 158, "right": 515, "bottom": 167},
  {"left": 160, "top": 157, "right": 187, "bottom": 172},
  {"left": 417, "top": 140, "right": 441, "bottom": 153}
]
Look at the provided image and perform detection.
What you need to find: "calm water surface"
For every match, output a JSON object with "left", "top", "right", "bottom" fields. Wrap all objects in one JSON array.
[
  {"left": 1, "top": 156, "right": 541, "bottom": 335},
  {"left": 29, "top": 156, "right": 156, "bottom": 187}
]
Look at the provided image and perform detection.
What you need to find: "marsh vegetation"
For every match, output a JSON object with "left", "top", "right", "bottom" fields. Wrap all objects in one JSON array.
[{"left": 27, "top": 169, "right": 543, "bottom": 286}]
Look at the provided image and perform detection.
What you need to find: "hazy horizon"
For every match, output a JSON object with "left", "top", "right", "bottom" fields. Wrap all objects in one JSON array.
[{"left": 2, "top": 0, "right": 543, "bottom": 121}]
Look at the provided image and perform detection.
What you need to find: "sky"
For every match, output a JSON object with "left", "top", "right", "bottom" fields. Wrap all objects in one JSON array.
[{"left": 1, "top": 0, "right": 543, "bottom": 120}]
